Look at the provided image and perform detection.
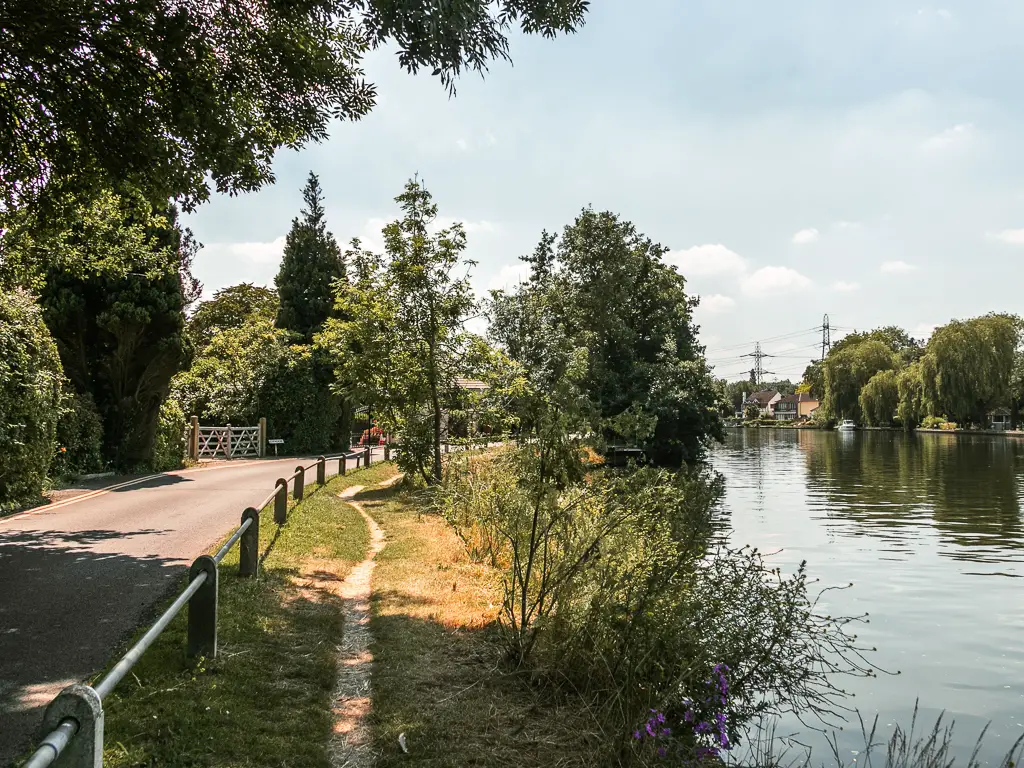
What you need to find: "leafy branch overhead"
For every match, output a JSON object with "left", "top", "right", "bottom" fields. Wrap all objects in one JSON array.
[{"left": 1, "top": 0, "right": 590, "bottom": 212}]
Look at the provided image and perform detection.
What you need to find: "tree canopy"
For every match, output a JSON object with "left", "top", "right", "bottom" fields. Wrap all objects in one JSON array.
[
  {"left": 187, "top": 283, "right": 278, "bottom": 350},
  {"left": 1, "top": 0, "right": 590, "bottom": 214},
  {"left": 491, "top": 208, "right": 722, "bottom": 465},
  {"left": 320, "top": 178, "right": 477, "bottom": 484}
]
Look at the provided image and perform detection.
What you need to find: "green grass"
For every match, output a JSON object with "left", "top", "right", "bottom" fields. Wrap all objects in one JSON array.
[
  {"left": 98, "top": 461, "right": 399, "bottom": 767},
  {"left": 364, "top": 483, "right": 606, "bottom": 768}
]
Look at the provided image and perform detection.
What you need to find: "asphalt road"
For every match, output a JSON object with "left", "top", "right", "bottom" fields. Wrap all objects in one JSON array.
[{"left": 0, "top": 451, "right": 382, "bottom": 764}]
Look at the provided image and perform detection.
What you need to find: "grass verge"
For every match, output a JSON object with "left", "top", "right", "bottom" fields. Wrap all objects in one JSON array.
[
  {"left": 98, "top": 461, "right": 399, "bottom": 767},
  {"left": 364, "top": 481, "right": 607, "bottom": 767}
]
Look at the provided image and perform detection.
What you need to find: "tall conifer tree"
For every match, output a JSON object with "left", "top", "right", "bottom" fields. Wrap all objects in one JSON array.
[{"left": 275, "top": 173, "right": 344, "bottom": 341}]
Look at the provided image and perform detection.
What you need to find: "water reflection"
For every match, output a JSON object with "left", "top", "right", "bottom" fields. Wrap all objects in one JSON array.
[
  {"left": 711, "top": 429, "right": 1024, "bottom": 765},
  {"left": 798, "top": 431, "right": 1024, "bottom": 565}
]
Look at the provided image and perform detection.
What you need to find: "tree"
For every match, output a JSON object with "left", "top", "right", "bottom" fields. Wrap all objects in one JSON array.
[
  {"left": 801, "top": 361, "right": 825, "bottom": 400},
  {"left": 821, "top": 339, "right": 895, "bottom": 423},
  {"left": 0, "top": 290, "right": 64, "bottom": 509},
  {"left": 20, "top": 189, "right": 196, "bottom": 469},
  {"left": 494, "top": 209, "right": 722, "bottom": 465},
  {"left": 188, "top": 283, "right": 278, "bottom": 350},
  {"left": 275, "top": 173, "right": 345, "bottom": 341},
  {"left": 321, "top": 178, "right": 477, "bottom": 484},
  {"left": 172, "top": 315, "right": 289, "bottom": 425},
  {"left": 2, "top": 0, "right": 590, "bottom": 214},
  {"left": 859, "top": 369, "right": 899, "bottom": 426},
  {"left": 765, "top": 379, "right": 795, "bottom": 395},
  {"left": 923, "top": 314, "right": 1020, "bottom": 426},
  {"left": 897, "top": 361, "right": 926, "bottom": 431}
]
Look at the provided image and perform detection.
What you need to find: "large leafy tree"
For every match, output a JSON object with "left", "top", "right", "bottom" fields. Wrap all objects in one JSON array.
[
  {"left": 321, "top": 178, "right": 477, "bottom": 484},
  {"left": 492, "top": 209, "right": 722, "bottom": 465},
  {"left": 187, "top": 283, "right": 278, "bottom": 350},
  {"left": 859, "top": 369, "right": 899, "bottom": 426},
  {"left": 821, "top": 339, "right": 896, "bottom": 423},
  {"left": 922, "top": 314, "right": 1020, "bottom": 426},
  {"left": 276, "top": 173, "right": 345, "bottom": 341},
  {"left": 6, "top": 188, "right": 198, "bottom": 469},
  {"left": 1, "top": 0, "right": 590, "bottom": 214}
]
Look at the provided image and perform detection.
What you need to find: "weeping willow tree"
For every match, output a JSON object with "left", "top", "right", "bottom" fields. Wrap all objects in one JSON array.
[
  {"left": 822, "top": 339, "right": 896, "bottom": 423},
  {"left": 896, "top": 361, "right": 927, "bottom": 430},
  {"left": 923, "top": 314, "right": 1020, "bottom": 426},
  {"left": 859, "top": 369, "right": 899, "bottom": 426}
]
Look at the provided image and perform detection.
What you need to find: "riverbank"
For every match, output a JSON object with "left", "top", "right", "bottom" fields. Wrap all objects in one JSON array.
[
  {"left": 727, "top": 423, "right": 1024, "bottom": 437},
  {"left": 368, "top": 475, "right": 606, "bottom": 766}
]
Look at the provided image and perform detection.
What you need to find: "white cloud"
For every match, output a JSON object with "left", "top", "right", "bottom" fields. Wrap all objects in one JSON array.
[
  {"left": 201, "top": 236, "right": 287, "bottom": 264},
  {"left": 455, "top": 138, "right": 468, "bottom": 151},
  {"left": 880, "top": 260, "right": 916, "bottom": 273},
  {"left": 792, "top": 228, "right": 819, "bottom": 244},
  {"left": 487, "top": 262, "right": 530, "bottom": 291},
  {"left": 832, "top": 280, "right": 861, "bottom": 292},
  {"left": 699, "top": 294, "right": 737, "bottom": 313},
  {"left": 834, "top": 220, "right": 863, "bottom": 232},
  {"left": 921, "top": 123, "right": 973, "bottom": 151},
  {"left": 986, "top": 229, "right": 1024, "bottom": 245},
  {"left": 912, "top": 322, "right": 938, "bottom": 340},
  {"left": 741, "top": 266, "right": 812, "bottom": 296},
  {"left": 665, "top": 244, "right": 748, "bottom": 276}
]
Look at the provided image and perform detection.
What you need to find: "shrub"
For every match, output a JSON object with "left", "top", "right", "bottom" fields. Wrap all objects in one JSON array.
[
  {"left": 921, "top": 415, "right": 958, "bottom": 430},
  {"left": 0, "top": 289, "right": 64, "bottom": 510},
  {"left": 437, "top": 445, "right": 880, "bottom": 760},
  {"left": 52, "top": 390, "right": 104, "bottom": 477},
  {"left": 151, "top": 399, "right": 188, "bottom": 472}
]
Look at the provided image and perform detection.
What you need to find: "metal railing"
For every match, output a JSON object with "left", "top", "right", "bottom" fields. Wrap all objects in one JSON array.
[{"left": 23, "top": 447, "right": 384, "bottom": 768}]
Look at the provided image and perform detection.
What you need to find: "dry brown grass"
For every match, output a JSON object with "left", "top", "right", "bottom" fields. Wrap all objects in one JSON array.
[{"left": 364, "top": 482, "right": 611, "bottom": 767}]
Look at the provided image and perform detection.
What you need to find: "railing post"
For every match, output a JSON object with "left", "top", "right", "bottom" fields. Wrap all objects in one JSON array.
[
  {"left": 258, "top": 417, "right": 267, "bottom": 458},
  {"left": 274, "top": 479, "right": 288, "bottom": 524},
  {"left": 384, "top": 443, "right": 390, "bottom": 462},
  {"left": 226, "top": 424, "right": 233, "bottom": 459},
  {"left": 339, "top": 455, "right": 346, "bottom": 476},
  {"left": 189, "top": 416, "right": 199, "bottom": 461},
  {"left": 187, "top": 555, "right": 218, "bottom": 658},
  {"left": 239, "top": 508, "right": 260, "bottom": 578},
  {"left": 294, "top": 465, "right": 305, "bottom": 500},
  {"left": 317, "top": 456, "right": 326, "bottom": 486},
  {"left": 40, "top": 684, "right": 103, "bottom": 767},
  {"left": 364, "top": 446, "right": 371, "bottom": 468}
]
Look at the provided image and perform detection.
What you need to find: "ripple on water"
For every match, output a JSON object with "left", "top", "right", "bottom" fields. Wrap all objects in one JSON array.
[{"left": 712, "top": 429, "right": 1024, "bottom": 764}]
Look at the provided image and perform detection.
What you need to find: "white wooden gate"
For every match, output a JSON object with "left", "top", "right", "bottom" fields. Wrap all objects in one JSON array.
[{"left": 189, "top": 418, "right": 266, "bottom": 460}]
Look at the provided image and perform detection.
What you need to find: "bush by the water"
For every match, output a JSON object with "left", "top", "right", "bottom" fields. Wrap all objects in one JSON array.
[
  {"left": 436, "top": 446, "right": 878, "bottom": 763},
  {"left": 0, "top": 290, "right": 64, "bottom": 510}
]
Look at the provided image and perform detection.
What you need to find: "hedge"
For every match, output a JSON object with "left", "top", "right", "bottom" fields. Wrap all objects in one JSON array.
[{"left": 0, "top": 290, "right": 64, "bottom": 510}]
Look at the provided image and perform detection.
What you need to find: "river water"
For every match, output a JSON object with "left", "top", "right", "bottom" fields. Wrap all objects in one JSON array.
[{"left": 712, "top": 428, "right": 1024, "bottom": 765}]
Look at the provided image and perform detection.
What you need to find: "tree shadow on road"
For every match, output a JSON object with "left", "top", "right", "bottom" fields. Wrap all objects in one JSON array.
[{"left": 0, "top": 527, "right": 185, "bottom": 765}]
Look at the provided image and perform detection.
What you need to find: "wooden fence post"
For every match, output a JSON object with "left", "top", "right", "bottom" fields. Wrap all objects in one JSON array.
[
  {"left": 317, "top": 456, "right": 326, "bottom": 486},
  {"left": 239, "top": 508, "right": 260, "bottom": 578},
  {"left": 258, "top": 417, "right": 267, "bottom": 457},
  {"left": 294, "top": 465, "right": 305, "bottom": 501},
  {"left": 189, "top": 416, "right": 199, "bottom": 461},
  {"left": 187, "top": 555, "right": 218, "bottom": 657},
  {"left": 274, "top": 479, "right": 288, "bottom": 524}
]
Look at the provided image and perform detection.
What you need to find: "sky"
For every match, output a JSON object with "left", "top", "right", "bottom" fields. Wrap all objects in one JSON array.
[{"left": 182, "top": 0, "right": 1024, "bottom": 382}]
